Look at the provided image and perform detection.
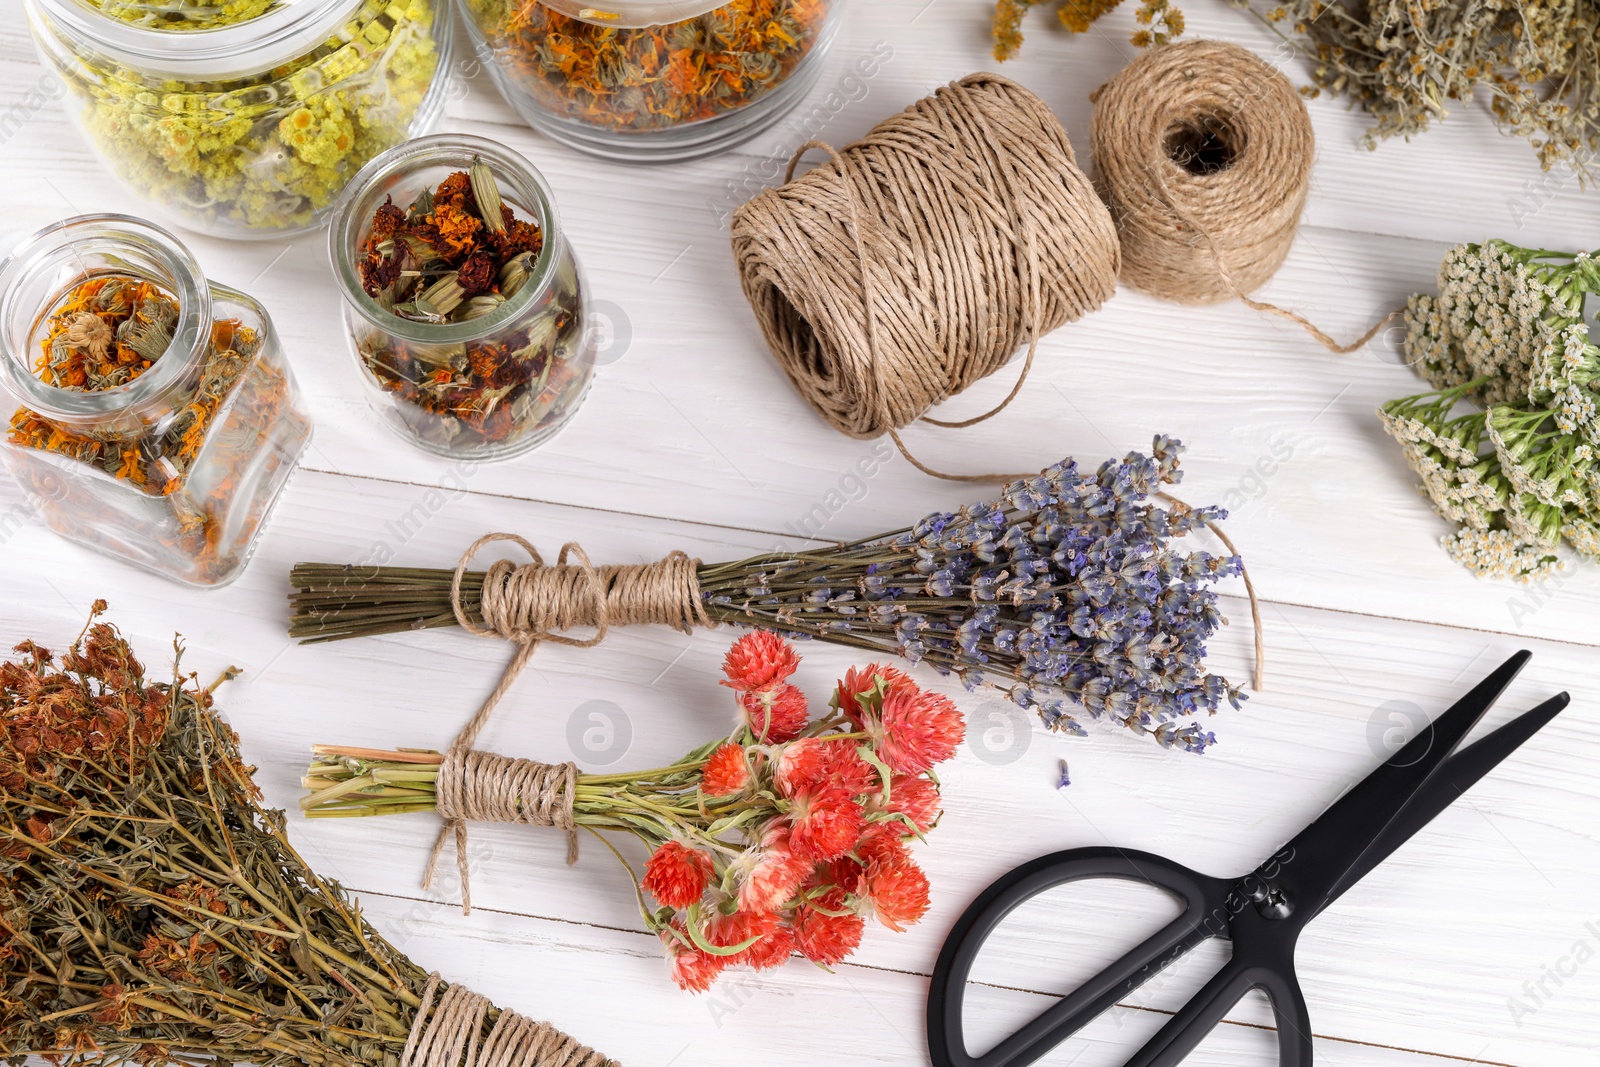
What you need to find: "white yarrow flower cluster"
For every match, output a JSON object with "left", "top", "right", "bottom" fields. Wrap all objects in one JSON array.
[{"left": 1382, "top": 239, "right": 1600, "bottom": 577}]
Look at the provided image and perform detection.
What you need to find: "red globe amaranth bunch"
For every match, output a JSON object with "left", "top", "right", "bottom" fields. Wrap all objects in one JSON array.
[{"left": 645, "top": 632, "right": 965, "bottom": 991}]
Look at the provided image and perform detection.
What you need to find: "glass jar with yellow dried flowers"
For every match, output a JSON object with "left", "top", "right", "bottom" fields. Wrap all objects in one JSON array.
[
  {"left": 24, "top": 0, "right": 452, "bottom": 238},
  {"left": 331, "top": 134, "right": 594, "bottom": 459},
  {"left": 463, "top": 0, "right": 845, "bottom": 162},
  {"left": 0, "top": 215, "right": 313, "bottom": 586}
]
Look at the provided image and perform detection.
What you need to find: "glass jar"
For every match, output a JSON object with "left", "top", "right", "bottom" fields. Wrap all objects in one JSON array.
[
  {"left": 25, "top": 0, "right": 453, "bottom": 238},
  {"left": 462, "top": 0, "right": 845, "bottom": 162},
  {"left": 330, "top": 134, "right": 593, "bottom": 460},
  {"left": 0, "top": 215, "right": 313, "bottom": 587}
]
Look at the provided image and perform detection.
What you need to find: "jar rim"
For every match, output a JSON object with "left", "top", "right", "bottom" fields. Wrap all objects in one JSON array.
[
  {"left": 25, "top": 0, "right": 368, "bottom": 75},
  {"left": 0, "top": 213, "right": 212, "bottom": 425},
  {"left": 536, "top": 0, "right": 729, "bottom": 28},
  {"left": 330, "top": 133, "right": 564, "bottom": 347}
]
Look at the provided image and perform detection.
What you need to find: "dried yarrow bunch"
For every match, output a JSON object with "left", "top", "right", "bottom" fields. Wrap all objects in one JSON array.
[
  {"left": 302, "top": 632, "right": 963, "bottom": 991},
  {"left": 0, "top": 602, "right": 613, "bottom": 1067},
  {"left": 992, "top": 0, "right": 1184, "bottom": 59},
  {"left": 289, "top": 439, "right": 1247, "bottom": 752},
  {"left": 1236, "top": 0, "right": 1600, "bottom": 173},
  {"left": 1380, "top": 240, "right": 1600, "bottom": 579}
]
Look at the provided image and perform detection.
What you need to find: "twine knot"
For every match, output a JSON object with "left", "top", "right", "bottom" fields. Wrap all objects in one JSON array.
[
  {"left": 429, "top": 534, "right": 710, "bottom": 912},
  {"left": 402, "top": 974, "right": 616, "bottom": 1067}
]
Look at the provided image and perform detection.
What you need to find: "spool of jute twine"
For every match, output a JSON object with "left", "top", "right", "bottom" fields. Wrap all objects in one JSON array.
[
  {"left": 732, "top": 72, "right": 1120, "bottom": 481},
  {"left": 732, "top": 48, "right": 1395, "bottom": 470},
  {"left": 402, "top": 973, "right": 616, "bottom": 1067},
  {"left": 1090, "top": 39, "right": 1397, "bottom": 349}
]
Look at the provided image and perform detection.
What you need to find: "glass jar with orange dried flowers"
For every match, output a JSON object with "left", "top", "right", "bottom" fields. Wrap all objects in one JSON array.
[
  {"left": 462, "top": 0, "right": 845, "bottom": 162},
  {"left": 0, "top": 214, "right": 313, "bottom": 587},
  {"left": 331, "top": 134, "right": 594, "bottom": 459}
]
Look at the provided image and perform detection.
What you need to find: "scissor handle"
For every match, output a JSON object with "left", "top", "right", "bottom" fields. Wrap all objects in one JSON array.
[{"left": 927, "top": 847, "right": 1235, "bottom": 1067}]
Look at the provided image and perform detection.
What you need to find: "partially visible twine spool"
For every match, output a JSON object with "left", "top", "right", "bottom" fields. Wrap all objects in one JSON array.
[
  {"left": 1091, "top": 40, "right": 1395, "bottom": 350},
  {"left": 732, "top": 72, "right": 1120, "bottom": 479}
]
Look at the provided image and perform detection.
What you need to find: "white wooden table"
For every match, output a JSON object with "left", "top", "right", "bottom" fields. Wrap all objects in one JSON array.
[{"left": 2, "top": 2, "right": 1597, "bottom": 1064}]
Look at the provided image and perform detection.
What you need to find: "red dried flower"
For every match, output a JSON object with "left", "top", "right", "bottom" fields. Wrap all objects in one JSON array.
[
  {"left": 855, "top": 821, "right": 910, "bottom": 869},
  {"left": 774, "top": 737, "right": 827, "bottom": 798},
  {"left": 865, "top": 856, "right": 931, "bottom": 932},
  {"left": 835, "top": 663, "right": 910, "bottom": 726},
  {"left": 737, "top": 826, "right": 810, "bottom": 912},
  {"left": 884, "top": 773, "right": 943, "bottom": 834},
  {"left": 874, "top": 679, "right": 966, "bottom": 775},
  {"left": 455, "top": 249, "right": 496, "bottom": 296},
  {"left": 706, "top": 909, "right": 791, "bottom": 971},
  {"left": 789, "top": 786, "right": 865, "bottom": 863},
  {"left": 661, "top": 924, "right": 723, "bottom": 993},
  {"left": 701, "top": 742, "right": 750, "bottom": 796},
  {"left": 642, "top": 841, "right": 714, "bottom": 910},
  {"left": 740, "top": 683, "right": 809, "bottom": 743},
  {"left": 721, "top": 631, "right": 801, "bottom": 693},
  {"left": 792, "top": 888, "right": 864, "bottom": 966}
]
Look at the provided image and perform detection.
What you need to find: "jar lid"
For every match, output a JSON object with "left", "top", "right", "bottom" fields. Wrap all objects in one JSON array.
[
  {"left": 536, "top": 0, "right": 729, "bottom": 29},
  {"left": 29, "top": 0, "right": 368, "bottom": 77}
]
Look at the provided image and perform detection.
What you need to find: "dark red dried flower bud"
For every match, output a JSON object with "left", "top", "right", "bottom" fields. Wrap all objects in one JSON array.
[{"left": 455, "top": 250, "right": 496, "bottom": 297}]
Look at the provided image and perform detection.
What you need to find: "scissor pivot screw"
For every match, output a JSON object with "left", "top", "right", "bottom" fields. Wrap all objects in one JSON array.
[{"left": 1253, "top": 888, "right": 1293, "bottom": 920}]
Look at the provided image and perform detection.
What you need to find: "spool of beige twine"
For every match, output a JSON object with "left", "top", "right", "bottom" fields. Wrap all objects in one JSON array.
[
  {"left": 732, "top": 72, "right": 1120, "bottom": 480},
  {"left": 1090, "top": 39, "right": 1395, "bottom": 349}
]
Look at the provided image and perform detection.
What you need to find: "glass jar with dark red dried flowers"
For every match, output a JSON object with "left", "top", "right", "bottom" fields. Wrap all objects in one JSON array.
[
  {"left": 0, "top": 214, "right": 313, "bottom": 587},
  {"left": 461, "top": 0, "right": 846, "bottom": 162},
  {"left": 331, "top": 134, "right": 593, "bottom": 460}
]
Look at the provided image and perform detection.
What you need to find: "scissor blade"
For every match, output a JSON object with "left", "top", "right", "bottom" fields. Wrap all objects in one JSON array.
[
  {"left": 1315, "top": 691, "right": 1569, "bottom": 916},
  {"left": 1266, "top": 651, "right": 1530, "bottom": 915}
]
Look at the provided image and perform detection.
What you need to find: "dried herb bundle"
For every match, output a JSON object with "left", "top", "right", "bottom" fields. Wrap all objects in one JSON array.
[
  {"left": 0, "top": 602, "right": 612, "bottom": 1066},
  {"left": 288, "top": 439, "right": 1246, "bottom": 752},
  {"left": 992, "top": 0, "right": 1183, "bottom": 59},
  {"left": 1380, "top": 240, "right": 1600, "bottom": 580},
  {"left": 1236, "top": 0, "right": 1600, "bottom": 173},
  {"left": 302, "top": 632, "right": 963, "bottom": 991}
]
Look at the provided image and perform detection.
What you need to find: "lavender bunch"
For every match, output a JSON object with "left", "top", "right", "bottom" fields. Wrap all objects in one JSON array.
[
  {"left": 289, "top": 437, "right": 1247, "bottom": 751},
  {"left": 1381, "top": 241, "right": 1600, "bottom": 580}
]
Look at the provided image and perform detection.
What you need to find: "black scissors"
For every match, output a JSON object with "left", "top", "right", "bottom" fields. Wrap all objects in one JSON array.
[{"left": 928, "top": 651, "right": 1569, "bottom": 1067}]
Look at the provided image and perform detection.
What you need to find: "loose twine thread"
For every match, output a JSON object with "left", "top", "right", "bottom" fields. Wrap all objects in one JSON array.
[
  {"left": 425, "top": 533, "right": 710, "bottom": 912},
  {"left": 401, "top": 973, "right": 616, "bottom": 1067}
]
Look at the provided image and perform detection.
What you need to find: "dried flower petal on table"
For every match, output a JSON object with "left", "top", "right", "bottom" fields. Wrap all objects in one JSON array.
[
  {"left": 301, "top": 632, "right": 963, "bottom": 991},
  {"left": 1381, "top": 240, "right": 1600, "bottom": 579}
]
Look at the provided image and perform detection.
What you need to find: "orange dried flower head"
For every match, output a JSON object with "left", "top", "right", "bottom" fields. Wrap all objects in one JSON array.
[
  {"left": 873, "top": 679, "right": 966, "bottom": 775},
  {"left": 788, "top": 786, "right": 865, "bottom": 863},
  {"left": 661, "top": 923, "right": 724, "bottom": 993},
  {"left": 641, "top": 840, "right": 715, "bottom": 910},
  {"left": 701, "top": 742, "right": 750, "bottom": 796},
  {"left": 792, "top": 888, "right": 864, "bottom": 966},
  {"left": 721, "top": 630, "right": 801, "bottom": 692},
  {"left": 740, "top": 682, "right": 810, "bottom": 743},
  {"left": 864, "top": 856, "right": 931, "bottom": 932}
]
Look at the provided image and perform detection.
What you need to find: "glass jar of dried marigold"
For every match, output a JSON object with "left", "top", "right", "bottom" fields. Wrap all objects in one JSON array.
[
  {"left": 0, "top": 214, "right": 313, "bottom": 587},
  {"left": 462, "top": 0, "right": 845, "bottom": 162},
  {"left": 330, "top": 134, "right": 594, "bottom": 460},
  {"left": 25, "top": 0, "right": 453, "bottom": 237}
]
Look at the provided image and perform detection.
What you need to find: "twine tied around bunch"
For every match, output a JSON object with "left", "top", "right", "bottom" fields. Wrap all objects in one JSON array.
[
  {"left": 424, "top": 533, "right": 711, "bottom": 911},
  {"left": 1090, "top": 39, "right": 1398, "bottom": 350},
  {"left": 732, "top": 72, "right": 1120, "bottom": 481},
  {"left": 402, "top": 973, "right": 616, "bottom": 1067}
]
